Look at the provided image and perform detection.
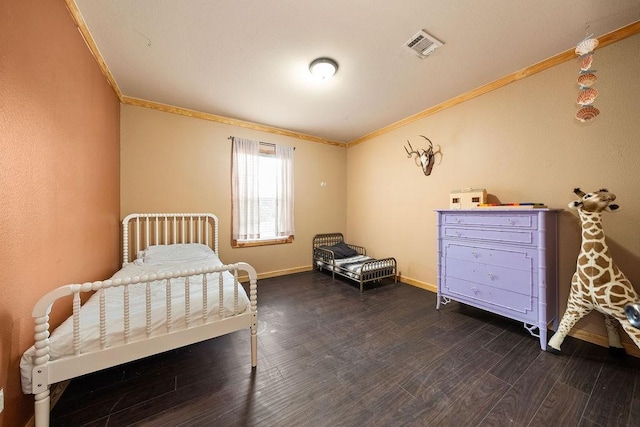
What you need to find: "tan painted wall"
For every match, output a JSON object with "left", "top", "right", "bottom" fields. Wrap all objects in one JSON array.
[
  {"left": 347, "top": 34, "right": 640, "bottom": 345},
  {"left": 120, "top": 105, "right": 347, "bottom": 275},
  {"left": 0, "top": 1, "right": 121, "bottom": 425}
]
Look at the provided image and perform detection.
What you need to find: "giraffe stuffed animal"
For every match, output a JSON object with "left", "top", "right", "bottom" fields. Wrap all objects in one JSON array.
[{"left": 547, "top": 188, "right": 640, "bottom": 355}]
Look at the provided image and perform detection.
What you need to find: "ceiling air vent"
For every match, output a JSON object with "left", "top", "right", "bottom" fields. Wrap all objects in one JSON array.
[{"left": 403, "top": 30, "right": 443, "bottom": 59}]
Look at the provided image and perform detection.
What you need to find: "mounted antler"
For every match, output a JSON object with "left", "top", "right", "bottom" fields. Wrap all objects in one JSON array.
[
  {"left": 404, "top": 135, "right": 441, "bottom": 176},
  {"left": 404, "top": 141, "right": 419, "bottom": 157}
]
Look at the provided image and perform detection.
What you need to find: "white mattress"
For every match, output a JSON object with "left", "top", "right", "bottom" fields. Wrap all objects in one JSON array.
[{"left": 20, "top": 252, "right": 249, "bottom": 393}]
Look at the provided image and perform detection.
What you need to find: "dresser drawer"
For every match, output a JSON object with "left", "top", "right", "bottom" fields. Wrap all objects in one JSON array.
[
  {"left": 442, "top": 242, "right": 537, "bottom": 271},
  {"left": 443, "top": 257, "right": 536, "bottom": 297},
  {"left": 442, "top": 276, "right": 537, "bottom": 320},
  {"left": 442, "top": 226, "right": 537, "bottom": 245},
  {"left": 441, "top": 212, "right": 537, "bottom": 229}
]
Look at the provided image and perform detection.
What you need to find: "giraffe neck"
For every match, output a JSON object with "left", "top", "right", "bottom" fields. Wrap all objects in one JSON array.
[
  {"left": 578, "top": 208, "right": 605, "bottom": 236},
  {"left": 577, "top": 209, "right": 612, "bottom": 268}
]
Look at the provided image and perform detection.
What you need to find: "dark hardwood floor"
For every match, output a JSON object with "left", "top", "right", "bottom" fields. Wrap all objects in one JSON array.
[{"left": 50, "top": 271, "right": 640, "bottom": 426}]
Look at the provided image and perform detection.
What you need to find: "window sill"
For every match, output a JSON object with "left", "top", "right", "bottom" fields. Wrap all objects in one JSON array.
[{"left": 232, "top": 236, "right": 294, "bottom": 248}]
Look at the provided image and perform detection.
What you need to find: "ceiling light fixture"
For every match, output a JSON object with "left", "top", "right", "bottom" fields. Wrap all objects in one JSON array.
[{"left": 309, "top": 57, "right": 338, "bottom": 80}]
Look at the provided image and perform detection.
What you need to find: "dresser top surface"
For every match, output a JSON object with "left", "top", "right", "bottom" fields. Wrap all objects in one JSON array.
[{"left": 435, "top": 208, "right": 562, "bottom": 213}]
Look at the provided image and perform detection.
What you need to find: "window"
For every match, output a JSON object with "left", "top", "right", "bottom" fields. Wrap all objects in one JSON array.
[{"left": 231, "top": 137, "right": 295, "bottom": 247}]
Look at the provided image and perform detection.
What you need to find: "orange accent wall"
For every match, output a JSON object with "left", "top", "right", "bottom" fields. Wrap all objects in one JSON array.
[{"left": 0, "top": 1, "right": 121, "bottom": 425}]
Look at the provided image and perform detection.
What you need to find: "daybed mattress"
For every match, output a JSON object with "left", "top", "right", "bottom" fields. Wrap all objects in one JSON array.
[
  {"left": 20, "top": 251, "right": 249, "bottom": 393},
  {"left": 316, "top": 255, "right": 376, "bottom": 279}
]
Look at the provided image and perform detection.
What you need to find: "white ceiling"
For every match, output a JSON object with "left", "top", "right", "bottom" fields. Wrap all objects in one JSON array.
[{"left": 74, "top": 0, "right": 640, "bottom": 143}]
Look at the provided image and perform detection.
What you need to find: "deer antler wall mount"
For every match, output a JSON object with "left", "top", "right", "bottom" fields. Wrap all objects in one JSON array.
[{"left": 404, "top": 135, "right": 442, "bottom": 176}]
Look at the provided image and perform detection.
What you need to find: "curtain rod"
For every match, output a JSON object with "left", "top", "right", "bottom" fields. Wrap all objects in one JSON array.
[{"left": 228, "top": 136, "right": 295, "bottom": 150}]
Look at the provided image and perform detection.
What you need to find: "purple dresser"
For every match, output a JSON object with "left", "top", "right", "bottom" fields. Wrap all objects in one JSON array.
[{"left": 436, "top": 209, "right": 559, "bottom": 350}]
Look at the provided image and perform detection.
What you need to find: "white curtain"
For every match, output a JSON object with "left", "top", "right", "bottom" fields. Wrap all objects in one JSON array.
[
  {"left": 231, "top": 138, "right": 260, "bottom": 240},
  {"left": 274, "top": 144, "right": 295, "bottom": 237}
]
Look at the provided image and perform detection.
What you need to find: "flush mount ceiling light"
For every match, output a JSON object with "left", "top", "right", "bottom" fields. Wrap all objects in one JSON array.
[{"left": 309, "top": 57, "right": 338, "bottom": 80}]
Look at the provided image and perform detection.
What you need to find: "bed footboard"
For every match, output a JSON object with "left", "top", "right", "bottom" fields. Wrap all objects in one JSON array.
[
  {"left": 358, "top": 257, "right": 397, "bottom": 292},
  {"left": 29, "top": 262, "right": 257, "bottom": 427}
]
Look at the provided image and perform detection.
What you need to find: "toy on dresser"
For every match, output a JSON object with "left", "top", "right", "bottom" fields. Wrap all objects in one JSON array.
[
  {"left": 547, "top": 188, "right": 640, "bottom": 355},
  {"left": 449, "top": 188, "right": 487, "bottom": 209}
]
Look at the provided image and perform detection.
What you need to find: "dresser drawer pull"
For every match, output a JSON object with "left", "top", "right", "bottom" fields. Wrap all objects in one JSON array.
[
  {"left": 471, "top": 251, "right": 479, "bottom": 258},
  {"left": 471, "top": 287, "right": 478, "bottom": 295},
  {"left": 455, "top": 231, "right": 462, "bottom": 237},
  {"left": 507, "top": 219, "right": 515, "bottom": 225},
  {"left": 456, "top": 218, "right": 463, "bottom": 223},
  {"left": 487, "top": 272, "right": 496, "bottom": 280}
]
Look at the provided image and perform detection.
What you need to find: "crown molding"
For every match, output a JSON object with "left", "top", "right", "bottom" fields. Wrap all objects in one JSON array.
[
  {"left": 65, "top": 2, "right": 638, "bottom": 149},
  {"left": 347, "top": 20, "right": 640, "bottom": 147},
  {"left": 121, "top": 96, "right": 345, "bottom": 146},
  {"left": 65, "top": 0, "right": 122, "bottom": 100}
]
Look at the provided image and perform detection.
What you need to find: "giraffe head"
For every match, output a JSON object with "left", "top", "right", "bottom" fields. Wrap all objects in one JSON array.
[{"left": 569, "top": 188, "right": 620, "bottom": 213}]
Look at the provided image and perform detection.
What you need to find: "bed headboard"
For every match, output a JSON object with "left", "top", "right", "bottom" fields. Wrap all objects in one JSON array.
[
  {"left": 122, "top": 213, "right": 219, "bottom": 265},
  {"left": 312, "top": 232, "right": 345, "bottom": 249}
]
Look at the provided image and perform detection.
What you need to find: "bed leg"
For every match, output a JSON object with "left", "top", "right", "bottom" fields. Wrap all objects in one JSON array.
[
  {"left": 250, "top": 310, "right": 258, "bottom": 368},
  {"left": 251, "top": 333, "right": 258, "bottom": 367},
  {"left": 34, "top": 389, "right": 50, "bottom": 427}
]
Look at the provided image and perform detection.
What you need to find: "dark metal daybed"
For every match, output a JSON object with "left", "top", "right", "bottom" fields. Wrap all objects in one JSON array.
[{"left": 312, "top": 233, "right": 397, "bottom": 292}]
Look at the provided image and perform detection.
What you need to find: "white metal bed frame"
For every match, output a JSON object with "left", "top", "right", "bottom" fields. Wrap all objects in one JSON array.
[{"left": 27, "top": 213, "right": 258, "bottom": 427}]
